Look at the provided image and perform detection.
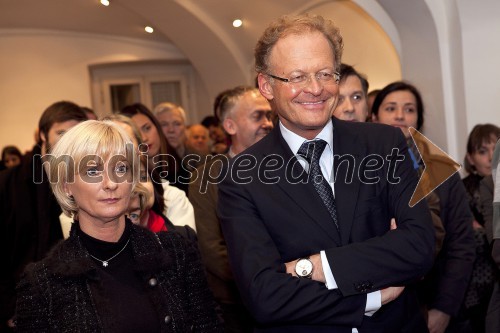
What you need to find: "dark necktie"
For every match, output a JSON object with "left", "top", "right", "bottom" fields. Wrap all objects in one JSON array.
[{"left": 297, "top": 139, "right": 339, "bottom": 230}]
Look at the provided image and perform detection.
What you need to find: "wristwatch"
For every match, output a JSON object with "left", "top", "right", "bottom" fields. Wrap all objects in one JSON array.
[{"left": 295, "top": 257, "right": 313, "bottom": 278}]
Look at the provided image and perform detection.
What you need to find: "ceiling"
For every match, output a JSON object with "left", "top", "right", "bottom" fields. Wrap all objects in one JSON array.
[
  {"left": 0, "top": 0, "right": 402, "bottom": 107},
  {"left": 0, "top": 0, "right": 323, "bottom": 46},
  {"left": 0, "top": 0, "right": 173, "bottom": 42}
]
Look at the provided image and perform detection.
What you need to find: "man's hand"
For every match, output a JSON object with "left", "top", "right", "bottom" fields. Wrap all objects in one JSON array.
[
  {"left": 390, "top": 218, "right": 397, "bottom": 230},
  {"left": 285, "top": 254, "right": 325, "bottom": 283},
  {"left": 472, "top": 220, "right": 483, "bottom": 230},
  {"left": 380, "top": 286, "right": 405, "bottom": 305},
  {"left": 427, "top": 309, "right": 450, "bottom": 333}
]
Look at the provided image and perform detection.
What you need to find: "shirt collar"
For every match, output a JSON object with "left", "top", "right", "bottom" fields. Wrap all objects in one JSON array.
[
  {"left": 227, "top": 146, "right": 236, "bottom": 158},
  {"left": 280, "top": 119, "right": 334, "bottom": 155}
]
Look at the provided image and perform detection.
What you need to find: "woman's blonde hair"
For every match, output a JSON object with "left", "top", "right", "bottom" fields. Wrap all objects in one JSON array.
[
  {"left": 48, "top": 120, "right": 137, "bottom": 217},
  {"left": 101, "top": 114, "right": 143, "bottom": 148}
]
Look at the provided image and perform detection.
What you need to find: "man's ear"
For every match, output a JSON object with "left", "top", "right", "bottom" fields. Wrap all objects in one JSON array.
[
  {"left": 40, "top": 131, "right": 47, "bottom": 144},
  {"left": 371, "top": 113, "right": 378, "bottom": 123},
  {"left": 223, "top": 118, "right": 237, "bottom": 136},
  {"left": 258, "top": 73, "right": 274, "bottom": 101}
]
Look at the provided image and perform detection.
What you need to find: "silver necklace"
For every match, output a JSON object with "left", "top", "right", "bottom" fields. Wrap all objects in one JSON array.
[{"left": 88, "top": 239, "right": 130, "bottom": 267}]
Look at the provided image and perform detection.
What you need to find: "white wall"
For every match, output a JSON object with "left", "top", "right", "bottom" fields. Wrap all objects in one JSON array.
[
  {"left": 457, "top": 0, "right": 500, "bottom": 131},
  {"left": 301, "top": 1, "right": 402, "bottom": 91},
  {"left": 421, "top": 0, "right": 500, "bottom": 165},
  {"left": 0, "top": 29, "right": 208, "bottom": 152}
]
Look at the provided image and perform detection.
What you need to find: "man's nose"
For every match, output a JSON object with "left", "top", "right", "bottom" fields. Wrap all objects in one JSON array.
[
  {"left": 303, "top": 75, "right": 323, "bottom": 95},
  {"left": 343, "top": 98, "right": 354, "bottom": 113}
]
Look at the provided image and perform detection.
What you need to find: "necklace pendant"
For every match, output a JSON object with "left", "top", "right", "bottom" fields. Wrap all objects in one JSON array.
[{"left": 103, "top": 261, "right": 109, "bottom": 267}]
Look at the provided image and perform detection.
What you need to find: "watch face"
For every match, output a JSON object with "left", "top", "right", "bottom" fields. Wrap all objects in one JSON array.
[{"left": 295, "top": 258, "right": 313, "bottom": 277}]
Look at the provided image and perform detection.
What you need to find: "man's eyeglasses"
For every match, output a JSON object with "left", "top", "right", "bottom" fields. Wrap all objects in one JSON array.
[{"left": 266, "top": 71, "right": 341, "bottom": 87}]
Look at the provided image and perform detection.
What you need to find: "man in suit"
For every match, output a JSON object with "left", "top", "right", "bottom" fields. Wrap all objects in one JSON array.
[
  {"left": 190, "top": 86, "right": 273, "bottom": 332},
  {"left": 0, "top": 101, "right": 87, "bottom": 331},
  {"left": 217, "top": 14, "right": 435, "bottom": 332}
]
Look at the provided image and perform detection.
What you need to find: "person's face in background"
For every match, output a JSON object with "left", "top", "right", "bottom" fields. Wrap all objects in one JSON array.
[
  {"left": 372, "top": 90, "right": 418, "bottom": 139},
  {"left": 127, "top": 164, "right": 155, "bottom": 226},
  {"left": 208, "top": 125, "right": 226, "bottom": 144},
  {"left": 131, "top": 113, "right": 161, "bottom": 156},
  {"left": 187, "top": 125, "right": 210, "bottom": 154},
  {"left": 41, "top": 120, "right": 82, "bottom": 155},
  {"left": 223, "top": 91, "right": 273, "bottom": 154},
  {"left": 467, "top": 137, "right": 497, "bottom": 176},
  {"left": 127, "top": 195, "right": 143, "bottom": 225},
  {"left": 258, "top": 31, "right": 339, "bottom": 140},
  {"left": 334, "top": 75, "right": 368, "bottom": 122},
  {"left": 156, "top": 109, "right": 186, "bottom": 150},
  {"left": 4, "top": 154, "right": 21, "bottom": 168}
]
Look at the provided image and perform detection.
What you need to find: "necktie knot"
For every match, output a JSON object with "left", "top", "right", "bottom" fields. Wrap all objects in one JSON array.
[{"left": 297, "top": 139, "right": 327, "bottom": 164}]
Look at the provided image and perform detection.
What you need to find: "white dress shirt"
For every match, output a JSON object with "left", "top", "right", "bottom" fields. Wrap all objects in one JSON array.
[{"left": 280, "top": 120, "right": 381, "bottom": 332}]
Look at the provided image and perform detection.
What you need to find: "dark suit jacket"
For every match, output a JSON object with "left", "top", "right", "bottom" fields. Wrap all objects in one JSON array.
[
  {"left": 189, "top": 154, "right": 244, "bottom": 304},
  {"left": 217, "top": 119, "right": 435, "bottom": 332},
  {"left": 419, "top": 173, "right": 475, "bottom": 316},
  {"left": 0, "top": 146, "right": 63, "bottom": 327}
]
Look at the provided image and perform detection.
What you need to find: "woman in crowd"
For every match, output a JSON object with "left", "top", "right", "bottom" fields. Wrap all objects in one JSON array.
[
  {"left": 1, "top": 145, "right": 22, "bottom": 169},
  {"left": 372, "top": 81, "right": 476, "bottom": 333},
  {"left": 14, "top": 120, "right": 221, "bottom": 332},
  {"left": 462, "top": 123, "right": 500, "bottom": 332},
  {"left": 58, "top": 115, "right": 196, "bottom": 238},
  {"left": 464, "top": 124, "right": 500, "bottom": 231},
  {"left": 121, "top": 103, "right": 190, "bottom": 194}
]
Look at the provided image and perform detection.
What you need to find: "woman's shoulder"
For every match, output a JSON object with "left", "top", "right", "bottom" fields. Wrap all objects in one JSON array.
[
  {"left": 21, "top": 237, "right": 93, "bottom": 280},
  {"left": 154, "top": 229, "right": 187, "bottom": 248}
]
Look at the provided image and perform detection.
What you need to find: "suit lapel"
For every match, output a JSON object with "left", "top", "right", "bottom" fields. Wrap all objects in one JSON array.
[
  {"left": 331, "top": 118, "right": 363, "bottom": 246},
  {"left": 265, "top": 127, "right": 341, "bottom": 245}
]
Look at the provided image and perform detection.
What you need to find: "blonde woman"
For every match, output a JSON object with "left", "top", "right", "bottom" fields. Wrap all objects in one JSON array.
[{"left": 14, "top": 120, "right": 221, "bottom": 332}]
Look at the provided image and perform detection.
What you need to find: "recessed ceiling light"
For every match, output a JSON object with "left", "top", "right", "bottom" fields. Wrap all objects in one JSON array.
[
  {"left": 100, "top": 0, "right": 110, "bottom": 6},
  {"left": 145, "top": 26, "right": 154, "bottom": 34},
  {"left": 232, "top": 19, "right": 243, "bottom": 28}
]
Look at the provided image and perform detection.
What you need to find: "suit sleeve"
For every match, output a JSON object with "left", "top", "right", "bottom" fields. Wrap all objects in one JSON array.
[
  {"left": 189, "top": 161, "right": 233, "bottom": 282},
  {"left": 325, "top": 130, "right": 435, "bottom": 296},
  {"left": 431, "top": 174, "right": 475, "bottom": 316}
]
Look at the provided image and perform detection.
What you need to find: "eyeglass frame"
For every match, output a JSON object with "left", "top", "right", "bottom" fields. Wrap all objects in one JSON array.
[{"left": 265, "top": 71, "right": 341, "bottom": 86}]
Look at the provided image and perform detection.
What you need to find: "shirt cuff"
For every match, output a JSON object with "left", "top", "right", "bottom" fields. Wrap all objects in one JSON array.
[
  {"left": 320, "top": 250, "right": 337, "bottom": 290},
  {"left": 365, "top": 291, "right": 382, "bottom": 316}
]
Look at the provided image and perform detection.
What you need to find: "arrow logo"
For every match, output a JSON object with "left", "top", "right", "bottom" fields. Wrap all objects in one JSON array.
[{"left": 408, "top": 127, "right": 461, "bottom": 207}]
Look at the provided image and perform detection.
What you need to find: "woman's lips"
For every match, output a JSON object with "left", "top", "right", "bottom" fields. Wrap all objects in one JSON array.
[{"left": 100, "top": 198, "right": 119, "bottom": 204}]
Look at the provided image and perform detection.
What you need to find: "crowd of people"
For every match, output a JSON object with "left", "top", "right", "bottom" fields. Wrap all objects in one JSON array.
[{"left": 1, "top": 13, "right": 499, "bottom": 333}]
